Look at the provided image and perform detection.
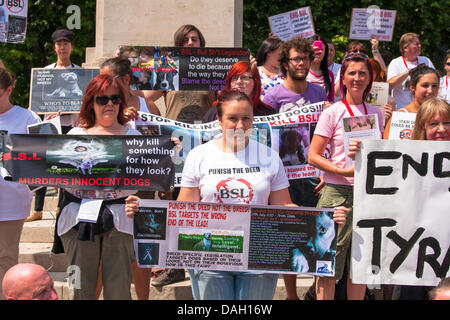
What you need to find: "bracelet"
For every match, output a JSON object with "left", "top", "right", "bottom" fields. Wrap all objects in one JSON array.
[
  {"left": 334, "top": 166, "right": 339, "bottom": 175},
  {"left": 372, "top": 49, "right": 379, "bottom": 53}
]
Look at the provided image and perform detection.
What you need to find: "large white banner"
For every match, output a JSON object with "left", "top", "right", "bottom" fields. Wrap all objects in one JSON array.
[{"left": 352, "top": 140, "right": 449, "bottom": 286}]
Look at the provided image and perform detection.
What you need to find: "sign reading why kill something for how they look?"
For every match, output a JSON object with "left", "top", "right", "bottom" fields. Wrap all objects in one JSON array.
[
  {"left": 1, "top": 134, "right": 175, "bottom": 191},
  {"left": 134, "top": 199, "right": 337, "bottom": 277},
  {"left": 119, "top": 46, "right": 249, "bottom": 91},
  {"left": 352, "top": 140, "right": 449, "bottom": 286}
]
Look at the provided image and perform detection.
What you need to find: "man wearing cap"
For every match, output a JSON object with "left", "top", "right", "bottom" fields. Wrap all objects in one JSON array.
[
  {"left": 45, "top": 29, "right": 79, "bottom": 69},
  {"left": 26, "top": 29, "right": 79, "bottom": 223}
]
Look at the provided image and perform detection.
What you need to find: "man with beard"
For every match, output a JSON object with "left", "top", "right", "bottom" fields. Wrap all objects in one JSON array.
[
  {"left": 263, "top": 37, "right": 329, "bottom": 299},
  {"left": 263, "top": 37, "right": 329, "bottom": 113}
]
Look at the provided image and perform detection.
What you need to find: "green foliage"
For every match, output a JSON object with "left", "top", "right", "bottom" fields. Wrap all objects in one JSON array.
[
  {"left": 0, "top": 1, "right": 96, "bottom": 108},
  {"left": 0, "top": 1, "right": 448, "bottom": 109},
  {"left": 243, "top": 0, "right": 449, "bottom": 72}
]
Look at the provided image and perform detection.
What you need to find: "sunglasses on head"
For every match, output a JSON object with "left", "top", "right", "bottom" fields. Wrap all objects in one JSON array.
[
  {"left": 344, "top": 53, "right": 369, "bottom": 60},
  {"left": 95, "top": 94, "right": 122, "bottom": 106}
]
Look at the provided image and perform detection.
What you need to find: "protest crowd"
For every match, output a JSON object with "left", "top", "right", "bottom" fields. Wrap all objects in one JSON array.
[{"left": 0, "top": 5, "right": 449, "bottom": 302}]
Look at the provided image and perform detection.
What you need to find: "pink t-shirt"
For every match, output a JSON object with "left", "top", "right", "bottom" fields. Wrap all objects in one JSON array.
[{"left": 314, "top": 100, "right": 383, "bottom": 186}]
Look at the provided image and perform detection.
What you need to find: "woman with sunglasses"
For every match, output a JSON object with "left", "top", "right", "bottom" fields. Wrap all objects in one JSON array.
[
  {"left": 438, "top": 53, "right": 450, "bottom": 103},
  {"left": 54, "top": 74, "right": 140, "bottom": 299},
  {"left": 308, "top": 53, "right": 383, "bottom": 300},
  {"left": 202, "top": 61, "right": 276, "bottom": 123}
]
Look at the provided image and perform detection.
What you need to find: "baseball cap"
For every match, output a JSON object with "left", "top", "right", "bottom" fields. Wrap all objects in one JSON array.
[{"left": 52, "top": 29, "right": 75, "bottom": 43}]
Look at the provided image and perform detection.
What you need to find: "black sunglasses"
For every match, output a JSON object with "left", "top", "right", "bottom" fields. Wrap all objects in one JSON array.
[
  {"left": 95, "top": 94, "right": 122, "bottom": 106},
  {"left": 446, "top": 62, "right": 450, "bottom": 66},
  {"left": 344, "top": 53, "right": 369, "bottom": 60}
]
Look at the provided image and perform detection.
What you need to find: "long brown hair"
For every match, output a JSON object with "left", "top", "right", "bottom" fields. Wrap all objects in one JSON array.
[{"left": 173, "top": 25, "right": 205, "bottom": 47}]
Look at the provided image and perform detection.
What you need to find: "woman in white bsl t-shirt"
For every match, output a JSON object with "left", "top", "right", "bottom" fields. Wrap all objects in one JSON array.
[{"left": 126, "top": 90, "right": 348, "bottom": 300}]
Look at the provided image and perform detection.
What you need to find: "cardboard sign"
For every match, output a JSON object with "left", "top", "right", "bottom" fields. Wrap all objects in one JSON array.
[
  {"left": 388, "top": 112, "right": 417, "bottom": 140},
  {"left": 352, "top": 140, "right": 450, "bottom": 286},
  {"left": 268, "top": 7, "right": 315, "bottom": 41},
  {"left": 349, "top": 8, "right": 397, "bottom": 41},
  {"left": 29, "top": 68, "right": 100, "bottom": 114},
  {"left": 119, "top": 46, "right": 249, "bottom": 91},
  {"left": 0, "top": 0, "right": 28, "bottom": 43},
  {"left": 134, "top": 199, "right": 337, "bottom": 276}
]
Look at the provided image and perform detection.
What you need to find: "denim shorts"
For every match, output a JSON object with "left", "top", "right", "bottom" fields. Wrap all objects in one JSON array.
[
  {"left": 188, "top": 269, "right": 278, "bottom": 300},
  {"left": 316, "top": 183, "right": 353, "bottom": 281}
]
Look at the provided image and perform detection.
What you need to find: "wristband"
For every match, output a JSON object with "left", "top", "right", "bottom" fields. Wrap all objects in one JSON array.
[{"left": 372, "top": 49, "right": 379, "bottom": 53}]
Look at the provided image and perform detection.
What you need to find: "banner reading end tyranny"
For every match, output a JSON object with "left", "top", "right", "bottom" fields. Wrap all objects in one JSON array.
[{"left": 1, "top": 134, "right": 175, "bottom": 191}]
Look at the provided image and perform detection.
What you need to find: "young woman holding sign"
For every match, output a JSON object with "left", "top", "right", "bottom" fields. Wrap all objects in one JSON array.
[
  {"left": 54, "top": 74, "right": 140, "bottom": 300},
  {"left": 383, "top": 64, "right": 440, "bottom": 139},
  {"left": 126, "top": 90, "right": 348, "bottom": 300},
  {"left": 308, "top": 54, "right": 383, "bottom": 300}
]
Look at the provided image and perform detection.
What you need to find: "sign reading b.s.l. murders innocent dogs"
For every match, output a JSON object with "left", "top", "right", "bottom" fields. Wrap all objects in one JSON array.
[
  {"left": 1, "top": 134, "right": 175, "bottom": 191},
  {"left": 29, "top": 68, "right": 99, "bottom": 114}
]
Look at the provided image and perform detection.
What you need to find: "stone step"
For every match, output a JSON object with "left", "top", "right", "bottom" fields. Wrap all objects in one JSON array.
[
  {"left": 50, "top": 271, "right": 314, "bottom": 300},
  {"left": 20, "top": 211, "right": 57, "bottom": 243},
  {"left": 19, "top": 242, "right": 68, "bottom": 272},
  {"left": 30, "top": 194, "right": 59, "bottom": 213}
]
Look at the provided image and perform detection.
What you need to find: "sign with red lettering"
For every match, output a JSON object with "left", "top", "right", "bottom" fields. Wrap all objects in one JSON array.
[
  {"left": 1, "top": 134, "right": 175, "bottom": 191},
  {"left": 349, "top": 8, "right": 397, "bottom": 41},
  {"left": 134, "top": 199, "right": 337, "bottom": 276},
  {"left": 268, "top": 7, "right": 315, "bottom": 41}
]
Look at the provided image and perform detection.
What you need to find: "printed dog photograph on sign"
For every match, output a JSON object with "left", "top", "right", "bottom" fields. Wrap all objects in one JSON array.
[
  {"left": 178, "top": 228, "right": 244, "bottom": 253},
  {"left": 133, "top": 207, "right": 167, "bottom": 240},
  {"left": 152, "top": 46, "right": 179, "bottom": 91},
  {"left": 45, "top": 136, "right": 122, "bottom": 175}
]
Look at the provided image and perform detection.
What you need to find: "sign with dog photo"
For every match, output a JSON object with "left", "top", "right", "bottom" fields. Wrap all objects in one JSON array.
[
  {"left": 29, "top": 68, "right": 99, "bottom": 114},
  {"left": 119, "top": 46, "right": 250, "bottom": 91},
  {"left": 134, "top": 199, "right": 337, "bottom": 276},
  {"left": 0, "top": 0, "right": 28, "bottom": 43}
]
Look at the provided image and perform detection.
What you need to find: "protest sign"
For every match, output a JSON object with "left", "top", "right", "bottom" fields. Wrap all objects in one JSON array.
[
  {"left": 119, "top": 46, "right": 249, "bottom": 91},
  {"left": 387, "top": 112, "right": 417, "bottom": 140},
  {"left": 134, "top": 199, "right": 337, "bottom": 276},
  {"left": 367, "top": 82, "right": 389, "bottom": 108},
  {"left": 27, "top": 116, "right": 62, "bottom": 135},
  {"left": 29, "top": 68, "right": 99, "bottom": 114},
  {"left": 349, "top": 7, "right": 397, "bottom": 41},
  {"left": 1, "top": 134, "right": 175, "bottom": 191},
  {"left": 352, "top": 140, "right": 450, "bottom": 286},
  {"left": 268, "top": 7, "right": 315, "bottom": 41},
  {"left": 0, "top": 0, "right": 28, "bottom": 43},
  {"left": 342, "top": 114, "right": 381, "bottom": 166},
  {"left": 136, "top": 102, "right": 326, "bottom": 185}
]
